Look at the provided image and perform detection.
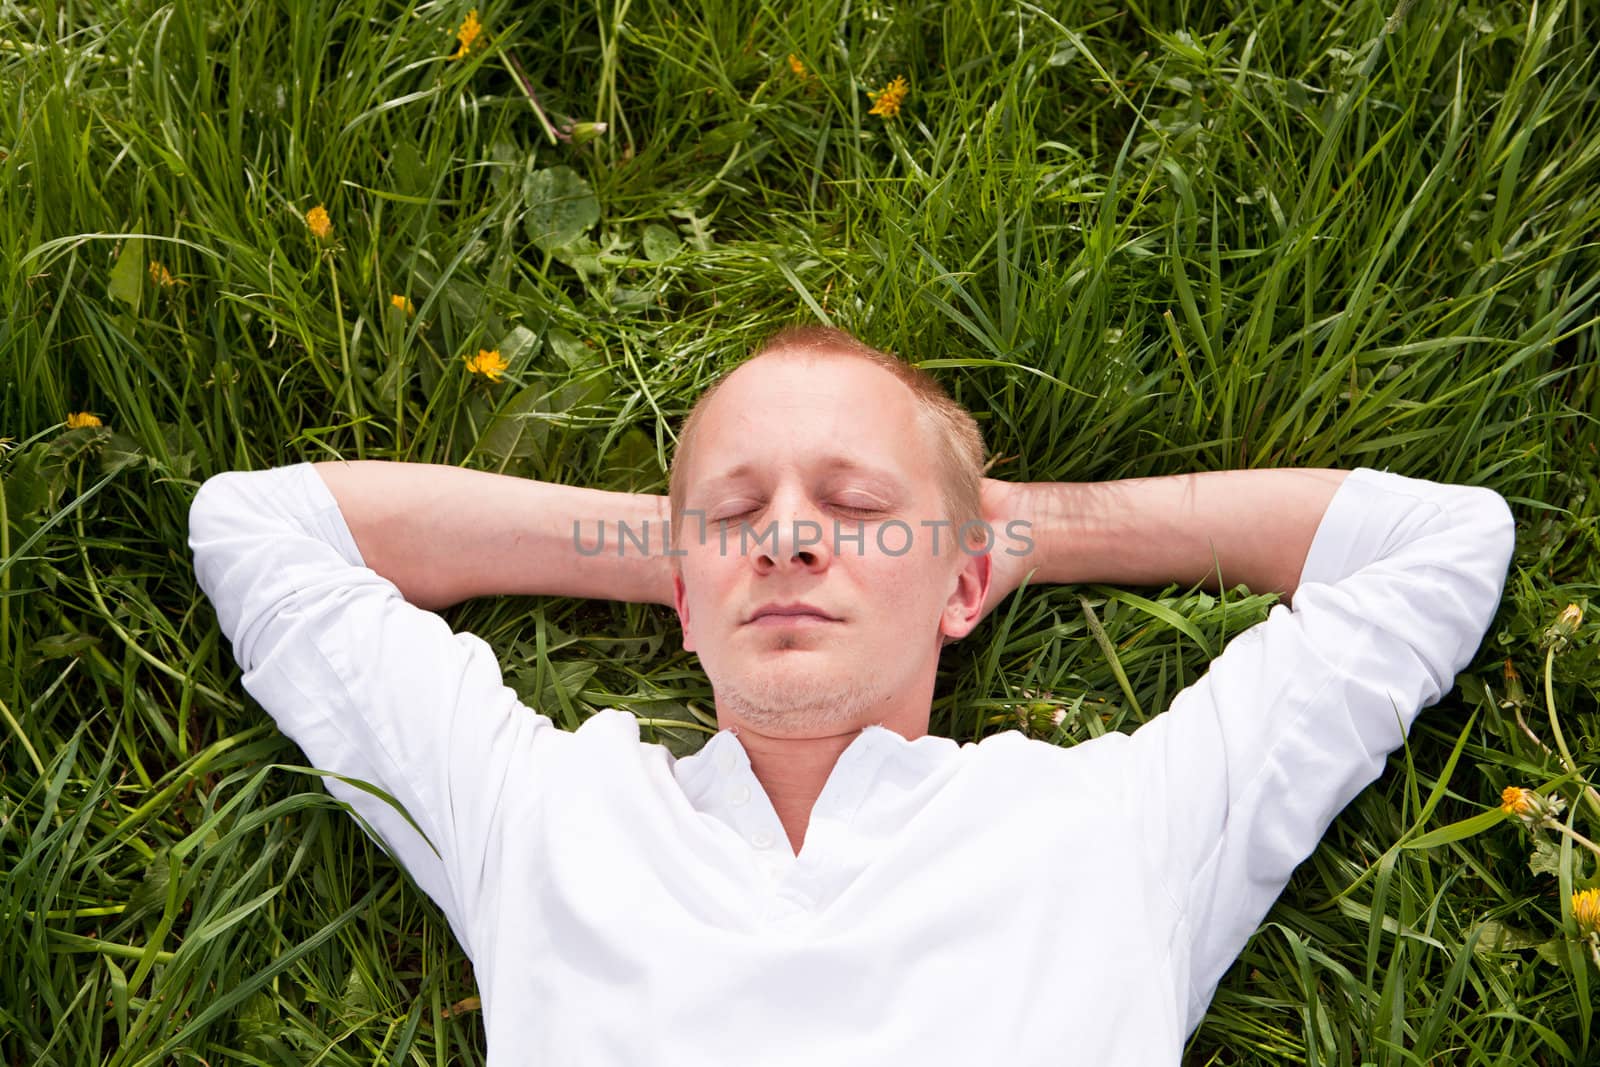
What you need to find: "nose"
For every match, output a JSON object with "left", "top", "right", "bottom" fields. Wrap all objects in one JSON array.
[{"left": 750, "top": 489, "right": 831, "bottom": 575}]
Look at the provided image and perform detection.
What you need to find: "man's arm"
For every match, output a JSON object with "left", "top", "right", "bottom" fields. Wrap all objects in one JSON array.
[
  {"left": 188, "top": 463, "right": 570, "bottom": 960},
  {"left": 981, "top": 468, "right": 1350, "bottom": 616},
  {"left": 1111, "top": 471, "right": 1512, "bottom": 1032},
  {"left": 311, "top": 460, "right": 675, "bottom": 611},
  {"left": 313, "top": 461, "right": 1350, "bottom": 616}
]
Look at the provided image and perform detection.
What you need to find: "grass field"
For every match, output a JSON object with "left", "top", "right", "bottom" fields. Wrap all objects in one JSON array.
[{"left": 3, "top": 0, "right": 1598, "bottom": 1062}]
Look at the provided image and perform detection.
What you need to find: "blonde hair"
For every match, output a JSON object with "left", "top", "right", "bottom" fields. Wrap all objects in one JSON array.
[{"left": 667, "top": 326, "right": 986, "bottom": 549}]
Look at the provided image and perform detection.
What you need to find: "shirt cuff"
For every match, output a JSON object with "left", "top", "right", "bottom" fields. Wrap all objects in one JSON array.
[
  {"left": 1295, "top": 467, "right": 1443, "bottom": 590},
  {"left": 284, "top": 461, "right": 369, "bottom": 569}
]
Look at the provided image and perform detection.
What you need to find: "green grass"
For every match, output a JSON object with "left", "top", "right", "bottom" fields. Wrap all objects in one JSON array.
[{"left": 2, "top": 0, "right": 1598, "bottom": 1061}]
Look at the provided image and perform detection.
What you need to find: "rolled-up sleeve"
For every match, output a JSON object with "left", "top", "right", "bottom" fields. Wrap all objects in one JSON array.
[
  {"left": 187, "top": 462, "right": 553, "bottom": 957},
  {"left": 1126, "top": 468, "right": 1516, "bottom": 1033}
]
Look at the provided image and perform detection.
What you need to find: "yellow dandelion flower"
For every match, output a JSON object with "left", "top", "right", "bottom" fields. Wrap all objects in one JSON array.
[
  {"left": 148, "top": 261, "right": 183, "bottom": 288},
  {"left": 1575, "top": 889, "right": 1600, "bottom": 937},
  {"left": 390, "top": 294, "right": 415, "bottom": 315},
  {"left": 867, "top": 75, "right": 909, "bottom": 119},
  {"left": 788, "top": 54, "right": 808, "bottom": 79},
  {"left": 1501, "top": 785, "right": 1566, "bottom": 828},
  {"left": 305, "top": 204, "right": 332, "bottom": 240},
  {"left": 463, "top": 348, "right": 509, "bottom": 382},
  {"left": 452, "top": 9, "right": 484, "bottom": 60},
  {"left": 1500, "top": 786, "right": 1538, "bottom": 817},
  {"left": 65, "top": 411, "right": 103, "bottom": 429}
]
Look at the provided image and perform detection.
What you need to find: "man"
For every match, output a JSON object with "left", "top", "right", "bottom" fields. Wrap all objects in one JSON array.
[{"left": 188, "top": 325, "right": 1515, "bottom": 1064}]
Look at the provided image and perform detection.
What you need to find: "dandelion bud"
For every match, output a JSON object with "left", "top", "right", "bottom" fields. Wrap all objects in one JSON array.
[
  {"left": 1013, "top": 701, "right": 1046, "bottom": 734},
  {"left": 1501, "top": 658, "right": 1526, "bottom": 707},
  {"left": 564, "top": 122, "right": 608, "bottom": 145},
  {"left": 1011, "top": 692, "right": 1066, "bottom": 736},
  {"left": 1543, "top": 602, "right": 1584, "bottom": 653}
]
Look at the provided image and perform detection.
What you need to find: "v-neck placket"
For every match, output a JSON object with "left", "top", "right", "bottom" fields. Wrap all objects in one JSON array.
[{"left": 675, "top": 726, "right": 896, "bottom": 920}]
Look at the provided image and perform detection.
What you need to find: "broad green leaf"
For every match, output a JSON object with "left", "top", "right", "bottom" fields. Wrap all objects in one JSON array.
[
  {"left": 524, "top": 166, "right": 600, "bottom": 251},
  {"left": 601, "top": 427, "right": 661, "bottom": 493},
  {"left": 546, "top": 327, "right": 595, "bottom": 369},
  {"left": 108, "top": 235, "right": 145, "bottom": 309},
  {"left": 1529, "top": 835, "right": 1562, "bottom": 878},
  {"left": 1468, "top": 919, "right": 1552, "bottom": 955},
  {"left": 642, "top": 223, "right": 681, "bottom": 262},
  {"left": 551, "top": 233, "right": 603, "bottom": 276},
  {"left": 478, "top": 382, "right": 549, "bottom": 460}
]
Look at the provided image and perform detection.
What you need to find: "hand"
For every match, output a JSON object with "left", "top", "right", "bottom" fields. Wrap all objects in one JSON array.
[{"left": 976, "top": 478, "right": 1038, "bottom": 624}]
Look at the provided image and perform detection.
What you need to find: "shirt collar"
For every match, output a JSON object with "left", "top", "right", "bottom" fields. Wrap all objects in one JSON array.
[
  {"left": 673, "top": 727, "right": 751, "bottom": 807},
  {"left": 672, "top": 723, "right": 957, "bottom": 814}
]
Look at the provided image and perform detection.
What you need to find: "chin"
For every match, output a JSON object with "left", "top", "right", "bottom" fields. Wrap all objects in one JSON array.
[{"left": 717, "top": 662, "right": 881, "bottom": 732}]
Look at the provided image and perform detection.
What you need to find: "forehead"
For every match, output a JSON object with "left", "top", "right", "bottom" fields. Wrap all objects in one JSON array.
[{"left": 687, "top": 353, "right": 931, "bottom": 490}]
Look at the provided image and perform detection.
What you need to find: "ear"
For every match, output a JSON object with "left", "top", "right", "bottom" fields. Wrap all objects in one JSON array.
[
  {"left": 672, "top": 571, "right": 697, "bottom": 652},
  {"left": 939, "top": 549, "right": 991, "bottom": 644}
]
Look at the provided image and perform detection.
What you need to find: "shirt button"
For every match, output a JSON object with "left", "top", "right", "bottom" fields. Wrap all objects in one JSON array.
[
  {"left": 751, "top": 829, "right": 774, "bottom": 849},
  {"left": 727, "top": 783, "right": 750, "bottom": 806}
]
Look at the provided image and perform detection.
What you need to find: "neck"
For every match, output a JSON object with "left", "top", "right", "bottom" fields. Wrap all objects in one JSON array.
[{"left": 723, "top": 714, "right": 930, "bottom": 856}]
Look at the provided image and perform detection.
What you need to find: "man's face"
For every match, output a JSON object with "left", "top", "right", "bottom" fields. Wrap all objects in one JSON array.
[{"left": 671, "top": 351, "right": 987, "bottom": 737}]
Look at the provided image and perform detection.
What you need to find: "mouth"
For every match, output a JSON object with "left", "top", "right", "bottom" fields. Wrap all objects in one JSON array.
[{"left": 745, "top": 604, "right": 841, "bottom": 626}]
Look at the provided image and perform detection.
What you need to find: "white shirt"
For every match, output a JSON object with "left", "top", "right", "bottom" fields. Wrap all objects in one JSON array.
[{"left": 188, "top": 463, "right": 1514, "bottom": 1065}]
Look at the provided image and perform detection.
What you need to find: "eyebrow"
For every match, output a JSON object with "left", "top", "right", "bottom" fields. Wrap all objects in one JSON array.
[{"left": 695, "top": 457, "right": 909, "bottom": 495}]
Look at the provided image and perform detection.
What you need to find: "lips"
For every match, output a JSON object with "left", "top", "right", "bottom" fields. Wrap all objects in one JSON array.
[{"left": 745, "top": 602, "right": 839, "bottom": 624}]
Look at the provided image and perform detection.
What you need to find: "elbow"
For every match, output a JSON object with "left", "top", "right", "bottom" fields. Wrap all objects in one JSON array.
[
  {"left": 188, "top": 472, "right": 248, "bottom": 597},
  {"left": 1451, "top": 485, "right": 1518, "bottom": 635},
  {"left": 189, "top": 472, "right": 229, "bottom": 542},
  {"left": 188, "top": 471, "right": 248, "bottom": 547},
  {"left": 1466, "top": 485, "right": 1517, "bottom": 577},
  {"left": 1489, "top": 489, "right": 1516, "bottom": 568}
]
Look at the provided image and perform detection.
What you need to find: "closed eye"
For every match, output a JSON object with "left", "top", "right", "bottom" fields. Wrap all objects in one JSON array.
[
  {"left": 830, "top": 491, "right": 891, "bottom": 512},
  {"left": 714, "top": 506, "right": 759, "bottom": 524}
]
